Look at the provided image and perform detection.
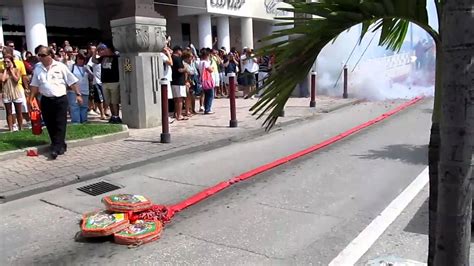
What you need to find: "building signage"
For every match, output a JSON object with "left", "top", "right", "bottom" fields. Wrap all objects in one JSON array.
[
  {"left": 264, "top": 0, "right": 288, "bottom": 16},
  {"left": 210, "top": 0, "right": 245, "bottom": 9}
]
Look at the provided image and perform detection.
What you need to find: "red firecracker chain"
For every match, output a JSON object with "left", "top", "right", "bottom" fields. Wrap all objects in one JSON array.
[{"left": 155, "top": 97, "right": 424, "bottom": 222}]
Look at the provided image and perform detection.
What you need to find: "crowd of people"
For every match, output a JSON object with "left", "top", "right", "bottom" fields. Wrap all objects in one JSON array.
[
  {"left": 1, "top": 38, "right": 275, "bottom": 126},
  {"left": 160, "top": 43, "right": 274, "bottom": 121}
]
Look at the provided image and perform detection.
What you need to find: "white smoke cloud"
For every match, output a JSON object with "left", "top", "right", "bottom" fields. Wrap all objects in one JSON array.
[{"left": 314, "top": 2, "right": 438, "bottom": 101}]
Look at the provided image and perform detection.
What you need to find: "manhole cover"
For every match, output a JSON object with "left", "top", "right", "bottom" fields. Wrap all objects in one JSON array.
[{"left": 77, "top": 181, "right": 121, "bottom": 196}]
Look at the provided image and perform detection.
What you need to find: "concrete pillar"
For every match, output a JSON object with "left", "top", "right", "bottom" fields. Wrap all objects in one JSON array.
[
  {"left": 217, "top": 16, "right": 230, "bottom": 52},
  {"left": 198, "top": 14, "right": 212, "bottom": 49},
  {"left": 241, "top": 17, "right": 254, "bottom": 49},
  {"left": 111, "top": 0, "right": 168, "bottom": 129},
  {"left": 22, "top": 0, "right": 48, "bottom": 52}
]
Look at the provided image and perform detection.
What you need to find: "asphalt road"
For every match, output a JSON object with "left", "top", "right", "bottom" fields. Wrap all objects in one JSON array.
[{"left": 0, "top": 98, "right": 433, "bottom": 265}]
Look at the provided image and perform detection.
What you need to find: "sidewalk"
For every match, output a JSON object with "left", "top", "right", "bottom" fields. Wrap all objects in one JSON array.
[{"left": 0, "top": 96, "right": 359, "bottom": 202}]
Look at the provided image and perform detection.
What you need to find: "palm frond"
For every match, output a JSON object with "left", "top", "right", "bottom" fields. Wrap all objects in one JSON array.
[{"left": 253, "top": 0, "right": 439, "bottom": 131}]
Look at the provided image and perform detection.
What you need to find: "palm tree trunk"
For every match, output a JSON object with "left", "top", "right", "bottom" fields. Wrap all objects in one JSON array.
[
  {"left": 434, "top": 0, "right": 474, "bottom": 264},
  {"left": 427, "top": 45, "right": 442, "bottom": 266}
]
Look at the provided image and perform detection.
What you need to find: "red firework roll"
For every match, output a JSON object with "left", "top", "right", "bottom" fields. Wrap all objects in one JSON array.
[
  {"left": 102, "top": 194, "right": 153, "bottom": 212},
  {"left": 114, "top": 220, "right": 163, "bottom": 245},
  {"left": 81, "top": 211, "right": 130, "bottom": 237}
]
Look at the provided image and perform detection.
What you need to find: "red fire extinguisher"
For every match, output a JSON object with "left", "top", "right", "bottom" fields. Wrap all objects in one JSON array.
[{"left": 30, "top": 98, "right": 42, "bottom": 135}]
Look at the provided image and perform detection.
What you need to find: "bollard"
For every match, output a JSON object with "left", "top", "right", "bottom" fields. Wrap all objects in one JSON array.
[
  {"left": 228, "top": 73, "right": 238, "bottom": 128},
  {"left": 310, "top": 71, "right": 317, "bottom": 108},
  {"left": 343, "top": 65, "right": 348, "bottom": 99},
  {"left": 160, "top": 79, "right": 171, "bottom": 143}
]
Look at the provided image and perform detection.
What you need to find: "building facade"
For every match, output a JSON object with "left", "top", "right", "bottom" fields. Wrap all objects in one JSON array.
[{"left": 0, "top": 0, "right": 291, "bottom": 53}]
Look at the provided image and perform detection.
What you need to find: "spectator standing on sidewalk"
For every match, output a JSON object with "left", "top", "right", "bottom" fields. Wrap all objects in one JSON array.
[
  {"left": 5, "top": 41, "right": 22, "bottom": 60},
  {"left": 199, "top": 50, "right": 215, "bottom": 114},
  {"left": 171, "top": 46, "right": 188, "bottom": 121},
  {"left": 68, "top": 53, "right": 92, "bottom": 124},
  {"left": 29, "top": 46, "right": 82, "bottom": 159},
  {"left": 1, "top": 46, "right": 31, "bottom": 130},
  {"left": 240, "top": 48, "right": 258, "bottom": 99},
  {"left": 210, "top": 49, "right": 221, "bottom": 98},
  {"left": 160, "top": 45, "right": 174, "bottom": 111},
  {"left": 1, "top": 54, "right": 24, "bottom": 131},
  {"left": 224, "top": 52, "right": 239, "bottom": 95},
  {"left": 181, "top": 51, "right": 196, "bottom": 116},
  {"left": 87, "top": 45, "right": 106, "bottom": 120},
  {"left": 94, "top": 44, "right": 121, "bottom": 124}
]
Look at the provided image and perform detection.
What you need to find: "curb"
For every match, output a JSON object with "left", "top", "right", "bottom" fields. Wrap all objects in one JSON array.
[
  {"left": 0, "top": 125, "right": 130, "bottom": 162},
  {"left": 0, "top": 99, "right": 360, "bottom": 203},
  {"left": 321, "top": 98, "right": 364, "bottom": 113}
]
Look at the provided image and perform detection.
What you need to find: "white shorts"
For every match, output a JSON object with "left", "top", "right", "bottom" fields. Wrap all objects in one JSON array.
[
  {"left": 171, "top": 85, "right": 187, "bottom": 98},
  {"left": 2, "top": 97, "right": 23, "bottom": 104},
  {"left": 10, "top": 90, "right": 28, "bottom": 114},
  {"left": 212, "top": 72, "right": 220, "bottom": 87}
]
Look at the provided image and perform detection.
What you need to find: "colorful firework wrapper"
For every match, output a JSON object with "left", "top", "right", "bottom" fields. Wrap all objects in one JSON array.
[
  {"left": 81, "top": 211, "right": 130, "bottom": 237},
  {"left": 114, "top": 220, "right": 163, "bottom": 245},
  {"left": 102, "top": 194, "right": 153, "bottom": 212}
]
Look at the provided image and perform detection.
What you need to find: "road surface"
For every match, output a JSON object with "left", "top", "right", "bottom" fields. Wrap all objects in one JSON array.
[{"left": 0, "top": 98, "right": 433, "bottom": 265}]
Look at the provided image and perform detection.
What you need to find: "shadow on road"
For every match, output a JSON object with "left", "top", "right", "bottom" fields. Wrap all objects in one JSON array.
[
  {"left": 355, "top": 144, "right": 428, "bottom": 165},
  {"left": 404, "top": 198, "right": 474, "bottom": 242},
  {"left": 405, "top": 198, "right": 428, "bottom": 235}
]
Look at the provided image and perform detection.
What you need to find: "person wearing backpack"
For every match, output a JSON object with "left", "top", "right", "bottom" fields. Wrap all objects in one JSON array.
[{"left": 199, "top": 50, "right": 215, "bottom": 114}]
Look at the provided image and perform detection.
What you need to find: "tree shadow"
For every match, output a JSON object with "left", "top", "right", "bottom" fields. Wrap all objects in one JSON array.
[
  {"left": 405, "top": 198, "right": 474, "bottom": 242},
  {"left": 354, "top": 144, "right": 428, "bottom": 165},
  {"left": 405, "top": 198, "right": 428, "bottom": 235}
]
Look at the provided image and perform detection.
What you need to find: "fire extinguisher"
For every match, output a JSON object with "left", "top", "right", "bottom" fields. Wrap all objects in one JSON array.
[{"left": 30, "top": 98, "right": 43, "bottom": 135}]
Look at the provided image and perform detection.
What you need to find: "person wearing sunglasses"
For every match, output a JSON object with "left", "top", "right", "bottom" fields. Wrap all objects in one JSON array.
[{"left": 29, "top": 46, "right": 82, "bottom": 160}]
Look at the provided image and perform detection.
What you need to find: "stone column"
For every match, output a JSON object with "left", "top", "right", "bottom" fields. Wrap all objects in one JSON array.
[
  {"left": 22, "top": 0, "right": 48, "bottom": 51},
  {"left": 111, "top": 0, "right": 167, "bottom": 128},
  {"left": 217, "top": 16, "right": 230, "bottom": 52},
  {"left": 198, "top": 14, "right": 212, "bottom": 49},
  {"left": 241, "top": 17, "right": 254, "bottom": 48}
]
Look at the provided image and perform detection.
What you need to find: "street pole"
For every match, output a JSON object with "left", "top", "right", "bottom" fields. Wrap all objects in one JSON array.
[
  {"left": 343, "top": 65, "right": 348, "bottom": 99},
  {"left": 310, "top": 71, "right": 317, "bottom": 108},
  {"left": 228, "top": 73, "right": 238, "bottom": 128},
  {"left": 160, "top": 79, "right": 171, "bottom": 143}
]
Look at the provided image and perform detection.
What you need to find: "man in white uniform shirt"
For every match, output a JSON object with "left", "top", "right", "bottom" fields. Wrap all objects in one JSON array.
[{"left": 29, "top": 46, "right": 82, "bottom": 160}]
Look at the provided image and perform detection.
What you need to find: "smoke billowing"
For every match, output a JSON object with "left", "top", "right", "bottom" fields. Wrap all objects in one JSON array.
[{"left": 314, "top": 2, "right": 438, "bottom": 101}]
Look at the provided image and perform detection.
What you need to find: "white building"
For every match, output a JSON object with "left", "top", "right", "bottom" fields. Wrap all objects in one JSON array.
[{"left": 0, "top": 0, "right": 292, "bottom": 53}]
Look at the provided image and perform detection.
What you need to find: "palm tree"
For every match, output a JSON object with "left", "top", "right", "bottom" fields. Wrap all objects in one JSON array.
[
  {"left": 433, "top": 0, "right": 473, "bottom": 264},
  {"left": 253, "top": 0, "right": 472, "bottom": 264}
]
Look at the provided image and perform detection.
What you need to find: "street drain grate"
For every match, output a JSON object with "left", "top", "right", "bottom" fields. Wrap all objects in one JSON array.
[{"left": 77, "top": 181, "right": 121, "bottom": 196}]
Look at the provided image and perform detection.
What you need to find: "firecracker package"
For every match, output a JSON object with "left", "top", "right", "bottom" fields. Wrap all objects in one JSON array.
[
  {"left": 114, "top": 220, "right": 163, "bottom": 245},
  {"left": 102, "top": 194, "right": 153, "bottom": 212},
  {"left": 81, "top": 211, "right": 130, "bottom": 237}
]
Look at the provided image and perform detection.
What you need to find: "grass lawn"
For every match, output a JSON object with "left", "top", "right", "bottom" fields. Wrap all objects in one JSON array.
[{"left": 0, "top": 124, "right": 124, "bottom": 152}]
